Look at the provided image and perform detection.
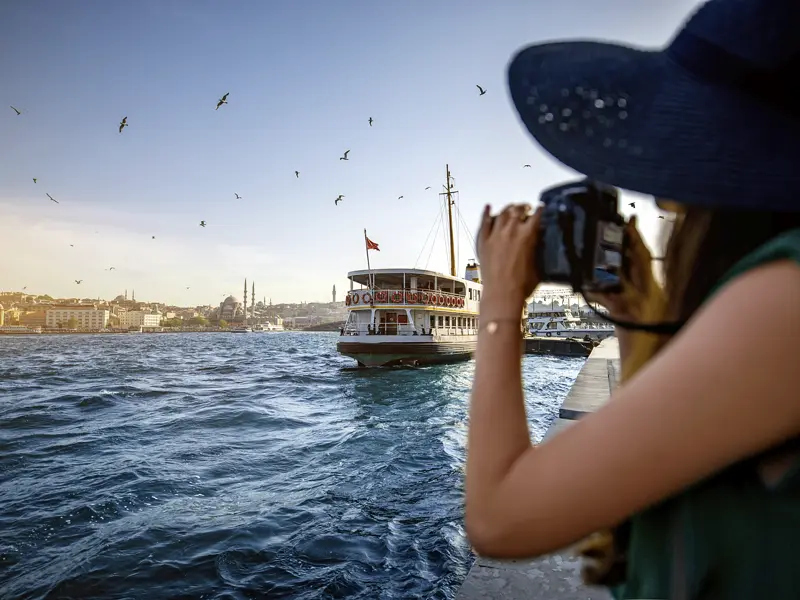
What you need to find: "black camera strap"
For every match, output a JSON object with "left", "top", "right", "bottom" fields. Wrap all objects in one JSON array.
[{"left": 578, "top": 290, "right": 685, "bottom": 335}]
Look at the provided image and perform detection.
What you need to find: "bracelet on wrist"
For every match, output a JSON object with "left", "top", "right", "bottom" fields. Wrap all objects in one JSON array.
[{"left": 479, "top": 318, "right": 522, "bottom": 335}]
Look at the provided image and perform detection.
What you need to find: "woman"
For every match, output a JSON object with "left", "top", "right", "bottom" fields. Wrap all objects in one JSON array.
[{"left": 466, "top": 0, "right": 800, "bottom": 598}]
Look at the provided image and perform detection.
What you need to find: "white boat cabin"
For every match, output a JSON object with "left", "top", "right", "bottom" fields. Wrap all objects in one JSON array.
[{"left": 343, "top": 267, "right": 482, "bottom": 338}]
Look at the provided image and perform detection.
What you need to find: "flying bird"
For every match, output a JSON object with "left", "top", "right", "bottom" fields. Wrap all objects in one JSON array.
[
  {"left": 628, "top": 202, "right": 636, "bottom": 208},
  {"left": 46, "top": 193, "right": 58, "bottom": 204},
  {"left": 75, "top": 280, "right": 83, "bottom": 284},
  {"left": 658, "top": 215, "right": 665, "bottom": 219},
  {"left": 23, "top": 287, "right": 27, "bottom": 290},
  {"left": 424, "top": 186, "right": 431, "bottom": 190},
  {"left": 523, "top": 164, "right": 531, "bottom": 168},
  {"left": 340, "top": 150, "right": 350, "bottom": 161},
  {"left": 108, "top": 267, "right": 116, "bottom": 271},
  {"left": 216, "top": 93, "right": 229, "bottom": 110},
  {"left": 398, "top": 196, "right": 404, "bottom": 200},
  {"left": 10, "top": 106, "right": 21, "bottom": 116},
  {"left": 199, "top": 220, "right": 207, "bottom": 227},
  {"left": 476, "top": 85, "right": 486, "bottom": 96},
  {"left": 234, "top": 193, "right": 242, "bottom": 199},
  {"left": 186, "top": 287, "right": 190, "bottom": 290},
  {"left": 70, "top": 244, "right": 74, "bottom": 247},
  {"left": 32, "top": 178, "right": 37, "bottom": 183},
  {"left": 119, "top": 116, "right": 128, "bottom": 133},
  {"left": 295, "top": 171, "right": 299, "bottom": 178},
  {"left": 152, "top": 236, "right": 155, "bottom": 239},
  {"left": 368, "top": 117, "right": 373, "bottom": 127},
  {"left": 335, "top": 194, "right": 344, "bottom": 205}
]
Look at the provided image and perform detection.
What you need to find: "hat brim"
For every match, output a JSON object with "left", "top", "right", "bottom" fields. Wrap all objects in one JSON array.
[{"left": 508, "top": 41, "right": 797, "bottom": 211}]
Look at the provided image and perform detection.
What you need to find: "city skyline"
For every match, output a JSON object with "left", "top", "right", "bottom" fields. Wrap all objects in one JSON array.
[{"left": 1, "top": 0, "right": 698, "bottom": 304}]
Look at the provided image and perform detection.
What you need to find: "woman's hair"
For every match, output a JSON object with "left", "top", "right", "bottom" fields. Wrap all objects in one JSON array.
[{"left": 578, "top": 204, "right": 800, "bottom": 587}]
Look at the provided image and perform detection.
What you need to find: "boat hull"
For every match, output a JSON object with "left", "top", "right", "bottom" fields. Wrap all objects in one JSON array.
[{"left": 337, "top": 339, "right": 476, "bottom": 367}]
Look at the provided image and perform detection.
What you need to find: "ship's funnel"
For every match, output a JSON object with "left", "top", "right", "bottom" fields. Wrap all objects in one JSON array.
[{"left": 464, "top": 260, "right": 481, "bottom": 283}]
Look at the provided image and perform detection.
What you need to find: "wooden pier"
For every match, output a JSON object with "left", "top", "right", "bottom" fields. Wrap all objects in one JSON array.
[{"left": 455, "top": 338, "right": 620, "bottom": 600}]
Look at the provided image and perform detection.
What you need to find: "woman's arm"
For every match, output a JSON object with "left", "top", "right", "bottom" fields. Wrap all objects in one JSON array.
[{"left": 465, "top": 260, "right": 800, "bottom": 557}]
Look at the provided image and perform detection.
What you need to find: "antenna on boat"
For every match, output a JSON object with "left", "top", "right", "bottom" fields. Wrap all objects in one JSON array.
[{"left": 444, "top": 164, "right": 457, "bottom": 277}]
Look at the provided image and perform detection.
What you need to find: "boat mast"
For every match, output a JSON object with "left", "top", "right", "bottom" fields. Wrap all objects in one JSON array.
[{"left": 445, "top": 164, "right": 456, "bottom": 277}]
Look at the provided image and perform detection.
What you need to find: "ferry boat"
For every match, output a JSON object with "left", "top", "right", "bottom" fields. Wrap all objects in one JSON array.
[
  {"left": 527, "top": 305, "right": 614, "bottom": 341},
  {"left": 337, "top": 165, "right": 484, "bottom": 367},
  {"left": 230, "top": 325, "right": 252, "bottom": 333}
]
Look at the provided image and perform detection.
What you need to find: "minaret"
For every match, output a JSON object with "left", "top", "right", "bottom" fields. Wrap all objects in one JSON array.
[
  {"left": 243, "top": 278, "right": 247, "bottom": 324},
  {"left": 251, "top": 281, "right": 255, "bottom": 322},
  {"left": 125, "top": 289, "right": 128, "bottom": 301},
  {"left": 332, "top": 284, "right": 336, "bottom": 304},
  {"left": 132, "top": 289, "right": 135, "bottom": 302}
]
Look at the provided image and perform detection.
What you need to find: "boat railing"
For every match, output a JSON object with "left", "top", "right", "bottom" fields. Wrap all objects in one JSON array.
[
  {"left": 345, "top": 288, "right": 468, "bottom": 309},
  {"left": 340, "top": 321, "right": 478, "bottom": 337}
]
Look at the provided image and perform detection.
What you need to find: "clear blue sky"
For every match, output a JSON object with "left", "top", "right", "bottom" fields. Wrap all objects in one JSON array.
[{"left": 1, "top": 0, "right": 702, "bottom": 305}]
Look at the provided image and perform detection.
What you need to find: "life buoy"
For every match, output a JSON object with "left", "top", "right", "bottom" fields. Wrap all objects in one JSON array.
[
  {"left": 446, "top": 296, "right": 452, "bottom": 307},
  {"left": 362, "top": 292, "right": 372, "bottom": 304},
  {"left": 458, "top": 297, "right": 464, "bottom": 308},
  {"left": 421, "top": 292, "right": 429, "bottom": 304},
  {"left": 429, "top": 294, "right": 436, "bottom": 305},
  {"left": 411, "top": 292, "right": 419, "bottom": 303},
  {"left": 376, "top": 291, "right": 388, "bottom": 303},
  {"left": 352, "top": 293, "right": 360, "bottom": 304},
  {"left": 438, "top": 294, "right": 445, "bottom": 305},
  {"left": 391, "top": 291, "right": 402, "bottom": 303},
  {"left": 546, "top": 332, "right": 551, "bottom": 337},
  {"left": 346, "top": 295, "right": 351, "bottom": 306},
  {"left": 405, "top": 291, "right": 414, "bottom": 303}
]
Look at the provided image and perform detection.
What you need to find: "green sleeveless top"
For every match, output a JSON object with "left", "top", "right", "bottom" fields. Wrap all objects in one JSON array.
[{"left": 612, "top": 229, "right": 800, "bottom": 600}]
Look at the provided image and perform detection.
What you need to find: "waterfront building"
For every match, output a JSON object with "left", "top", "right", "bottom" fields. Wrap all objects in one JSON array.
[
  {"left": 0, "top": 303, "right": 4, "bottom": 326},
  {"left": 119, "top": 311, "right": 161, "bottom": 329},
  {"left": 45, "top": 305, "right": 110, "bottom": 329},
  {"left": 218, "top": 296, "right": 242, "bottom": 321}
]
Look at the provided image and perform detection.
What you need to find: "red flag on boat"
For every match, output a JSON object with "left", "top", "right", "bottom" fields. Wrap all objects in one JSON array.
[{"left": 365, "top": 236, "right": 380, "bottom": 251}]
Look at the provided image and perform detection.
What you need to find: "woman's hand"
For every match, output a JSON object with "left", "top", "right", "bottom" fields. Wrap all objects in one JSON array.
[
  {"left": 477, "top": 203, "right": 542, "bottom": 317},
  {"left": 584, "top": 216, "right": 662, "bottom": 322}
]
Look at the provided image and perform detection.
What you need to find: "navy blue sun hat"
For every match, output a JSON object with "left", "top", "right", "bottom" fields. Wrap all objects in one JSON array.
[{"left": 508, "top": 0, "right": 800, "bottom": 212}]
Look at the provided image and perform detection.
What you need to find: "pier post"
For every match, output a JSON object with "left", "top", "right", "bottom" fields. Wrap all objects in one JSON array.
[{"left": 455, "top": 337, "right": 619, "bottom": 600}]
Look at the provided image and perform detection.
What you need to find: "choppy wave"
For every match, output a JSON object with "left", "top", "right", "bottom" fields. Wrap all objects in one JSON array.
[{"left": 0, "top": 332, "right": 582, "bottom": 599}]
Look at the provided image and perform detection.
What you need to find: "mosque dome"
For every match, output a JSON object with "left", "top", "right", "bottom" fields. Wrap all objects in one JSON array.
[{"left": 223, "top": 296, "right": 239, "bottom": 305}]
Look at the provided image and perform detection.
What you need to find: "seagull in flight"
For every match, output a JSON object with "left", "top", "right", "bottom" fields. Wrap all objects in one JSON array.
[
  {"left": 199, "top": 220, "right": 207, "bottom": 227},
  {"left": 340, "top": 150, "right": 350, "bottom": 161},
  {"left": 108, "top": 267, "right": 116, "bottom": 271},
  {"left": 32, "top": 178, "right": 37, "bottom": 183},
  {"left": 186, "top": 287, "right": 190, "bottom": 290},
  {"left": 75, "top": 280, "right": 83, "bottom": 285},
  {"left": 70, "top": 244, "right": 74, "bottom": 247},
  {"left": 523, "top": 164, "right": 531, "bottom": 168},
  {"left": 335, "top": 194, "right": 344, "bottom": 205},
  {"left": 10, "top": 106, "right": 21, "bottom": 116},
  {"left": 23, "top": 287, "right": 27, "bottom": 290},
  {"left": 476, "top": 85, "right": 486, "bottom": 96},
  {"left": 628, "top": 202, "right": 636, "bottom": 208},
  {"left": 295, "top": 171, "right": 300, "bottom": 178},
  {"left": 119, "top": 116, "right": 128, "bottom": 133},
  {"left": 152, "top": 236, "right": 155, "bottom": 240},
  {"left": 46, "top": 193, "right": 58, "bottom": 204},
  {"left": 368, "top": 117, "right": 373, "bottom": 127},
  {"left": 424, "top": 186, "right": 431, "bottom": 190},
  {"left": 397, "top": 195, "right": 404, "bottom": 200},
  {"left": 216, "top": 93, "right": 229, "bottom": 110},
  {"left": 658, "top": 215, "right": 665, "bottom": 220},
  {"left": 234, "top": 193, "right": 242, "bottom": 199}
]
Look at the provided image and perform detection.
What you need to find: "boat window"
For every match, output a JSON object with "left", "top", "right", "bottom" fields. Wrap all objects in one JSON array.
[
  {"left": 546, "top": 322, "right": 557, "bottom": 329},
  {"left": 469, "top": 289, "right": 473, "bottom": 301},
  {"left": 430, "top": 315, "right": 436, "bottom": 328},
  {"left": 438, "top": 316, "right": 444, "bottom": 327}
]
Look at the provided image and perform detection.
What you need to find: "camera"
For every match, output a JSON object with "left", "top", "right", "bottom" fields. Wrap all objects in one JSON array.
[{"left": 536, "top": 179, "right": 625, "bottom": 293}]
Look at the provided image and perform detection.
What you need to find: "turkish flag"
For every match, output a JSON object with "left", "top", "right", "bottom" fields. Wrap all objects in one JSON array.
[{"left": 366, "top": 237, "right": 380, "bottom": 251}]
